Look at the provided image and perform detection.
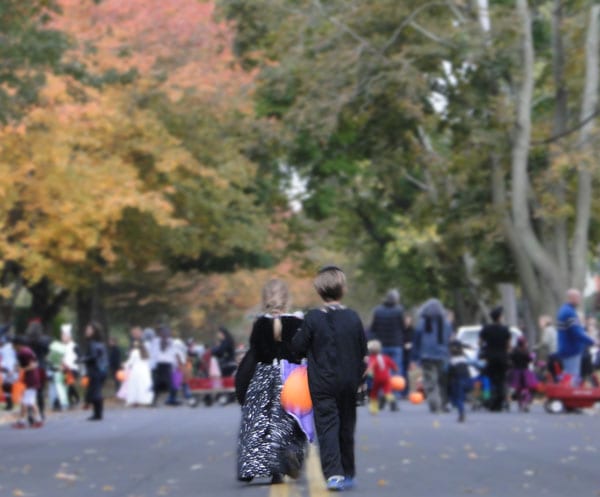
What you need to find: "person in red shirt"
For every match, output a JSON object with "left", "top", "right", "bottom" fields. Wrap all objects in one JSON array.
[
  {"left": 366, "top": 339, "right": 399, "bottom": 414},
  {"left": 12, "top": 336, "right": 43, "bottom": 429}
]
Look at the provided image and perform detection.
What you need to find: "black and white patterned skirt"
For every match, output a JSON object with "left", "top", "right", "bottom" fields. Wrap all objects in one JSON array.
[{"left": 237, "top": 363, "right": 306, "bottom": 479}]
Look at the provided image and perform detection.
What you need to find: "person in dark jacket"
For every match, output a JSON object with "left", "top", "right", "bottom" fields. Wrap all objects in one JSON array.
[
  {"left": 412, "top": 299, "right": 452, "bottom": 413},
  {"left": 82, "top": 322, "right": 108, "bottom": 421},
  {"left": 293, "top": 266, "right": 367, "bottom": 492},
  {"left": 212, "top": 326, "right": 236, "bottom": 377},
  {"left": 370, "top": 290, "right": 405, "bottom": 398},
  {"left": 108, "top": 337, "right": 122, "bottom": 392},
  {"left": 479, "top": 307, "right": 511, "bottom": 411}
]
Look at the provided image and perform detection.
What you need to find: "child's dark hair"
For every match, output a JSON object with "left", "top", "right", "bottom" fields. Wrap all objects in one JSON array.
[
  {"left": 88, "top": 321, "right": 105, "bottom": 341},
  {"left": 314, "top": 265, "right": 346, "bottom": 302}
]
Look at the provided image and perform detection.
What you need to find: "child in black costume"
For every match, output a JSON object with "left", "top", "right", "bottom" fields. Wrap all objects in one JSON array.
[{"left": 293, "top": 266, "right": 367, "bottom": 491}]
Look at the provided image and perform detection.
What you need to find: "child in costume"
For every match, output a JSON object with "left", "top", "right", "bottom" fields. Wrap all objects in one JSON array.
[
  {"left": 12, "top": 336, "right": 43, "bottom": 429},
  {"left": 293, "top": 266, "right": 367, "bottom": 491},
  {"left": 448, "top": 340, "right": 472, "bottom": 422},
  {"left": 366, "top": 339, "right": 399, "bottom": 414}
]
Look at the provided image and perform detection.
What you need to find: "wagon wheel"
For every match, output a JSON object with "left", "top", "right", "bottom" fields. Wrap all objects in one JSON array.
[{"left": 544, "top": 399, "right": 565, "bottom": 414}]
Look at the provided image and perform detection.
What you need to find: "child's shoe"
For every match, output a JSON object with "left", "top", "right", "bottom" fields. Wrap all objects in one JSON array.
[
  {"left": 31, "top": 420, "right": 44, "bottom": 428},
  {"left": 326, "top": 475, "right": 346, "bottom": 491},
  {"left": 378, "top": 396, "right": 387, "bottom": 411},
  {"left": 344, "top": 477, "right": 356, "bottom": 490},
  {"left": 386, "top": 394, "right": 398, "bottom": 412},
  {"left": 458, "top": 412, "right": 465, "bottom": 423},
  {"left": 368, "top": 399, "right": 379, "bottom": 415},
  {"left": 12, "top": 421, "right": 27, "bottom": 429}
]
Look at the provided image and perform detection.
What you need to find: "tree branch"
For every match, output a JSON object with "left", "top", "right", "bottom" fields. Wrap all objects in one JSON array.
[
  {"left": 409, "top": 21, "right": 456, "bottom": 48},
  {"left": 531, "top": 108, "right": 600, "bottom": 145}
]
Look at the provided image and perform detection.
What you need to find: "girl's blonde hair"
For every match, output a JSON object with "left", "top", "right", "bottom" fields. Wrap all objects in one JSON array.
[{"left": 262, "top": 279, "right": 290, "bottom": 342}]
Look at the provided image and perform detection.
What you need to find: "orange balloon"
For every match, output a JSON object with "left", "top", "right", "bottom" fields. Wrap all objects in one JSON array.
[
  {"left": 116, "top": 369, "right": 127, "bottom": 382},
  {"left": 409, "top": 391, "right": 424, "bottom": 404},
  {"left": 12, "top": 381, "right": 25, "bottom": 405},
  {"left": 390, "top": 375, "right": 406, "bottom": 391},
  {"left": 80, "top": 376, "right": 89, "bottom": 388},
  {"left": 281, "top": 367, "right": 312, "bottom": 413}
]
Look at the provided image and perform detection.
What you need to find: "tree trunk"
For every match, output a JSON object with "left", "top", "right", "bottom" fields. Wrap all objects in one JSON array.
[
  {"left": 510, "top": 0, "right": 564, "bottom": 306},
  {"left": 570, "top": 5, "right": 600, "bottom": 290},
  {"left": 28, "top": 278, "right": 70, "bottom": 331},
  {"left": 498, "top": 283, "right": 518, "bottom": 327},
  {"left": 551, "top": 0, "right": 569, "bottom": 283},
  {"left": 76, "top": 279, "right": 109, "bottom": 344}
]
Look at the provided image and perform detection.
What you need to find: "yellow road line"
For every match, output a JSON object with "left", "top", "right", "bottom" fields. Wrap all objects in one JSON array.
[
  {"left": 306, "top": 445, "right": 329, "bottom": 497},
  {"left": 269, "top": 445, "right": 326, "bottom": 497},
  {"left": 269, "top": 479, "right": 290, "bottom": 497}
]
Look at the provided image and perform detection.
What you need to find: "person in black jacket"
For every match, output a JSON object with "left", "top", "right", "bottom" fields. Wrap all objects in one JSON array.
[
  {"left": 370, "top": 290, "right": 405, "bottom": 399},
  {"left": 82, "top": 322, "right": 108, "bottom": 421},
  {"left": 293, "top": 266, "right": 367, "bottom": 492},
  {"left": 108, "top": 337, "right": 122, "bottom": 392},
  {"left": 479, "top": 307, "right": 511, "bottom": 412}
]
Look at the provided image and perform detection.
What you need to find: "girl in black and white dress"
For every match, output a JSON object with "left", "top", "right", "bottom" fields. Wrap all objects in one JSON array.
[{"left": 237, "top": 279, "right": 306, "bottom": 484}]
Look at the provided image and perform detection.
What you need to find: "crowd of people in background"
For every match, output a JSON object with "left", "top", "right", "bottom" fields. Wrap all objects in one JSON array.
[
  {"left": 1, "top": 283, "right": 599, "bottom": 435},
  {"left": 366, "top": 287, "right": 600, "bottom": 422},
  {"left": 0, "top": 317, "right": 240, "bottom": 427}
]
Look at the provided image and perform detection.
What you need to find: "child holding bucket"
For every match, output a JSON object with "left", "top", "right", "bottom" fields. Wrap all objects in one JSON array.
[{"left": 293, "top": 265, "right": 367, "bottom": 491}]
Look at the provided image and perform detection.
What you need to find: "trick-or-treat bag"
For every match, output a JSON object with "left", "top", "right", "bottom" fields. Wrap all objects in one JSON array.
[{"left": 280, "top": 360, "right": 315, "bottom": 442}]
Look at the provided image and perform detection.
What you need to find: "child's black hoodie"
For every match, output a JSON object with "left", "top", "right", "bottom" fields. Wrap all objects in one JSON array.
[{"left": 293, "top": 305, "right": 367, "bottom": 395}]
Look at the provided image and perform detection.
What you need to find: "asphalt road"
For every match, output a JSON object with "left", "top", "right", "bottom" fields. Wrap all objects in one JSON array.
[{"left": 1, "top": 402, "right": 599, "bottom": 497}]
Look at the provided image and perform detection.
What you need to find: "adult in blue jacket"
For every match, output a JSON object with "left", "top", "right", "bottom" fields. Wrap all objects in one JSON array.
[
  {"left": 412, "top": 299, "right": 452, "bottom": 413},
  {"left": 556, "top": 289, "right": 595, "bottom": 385}
]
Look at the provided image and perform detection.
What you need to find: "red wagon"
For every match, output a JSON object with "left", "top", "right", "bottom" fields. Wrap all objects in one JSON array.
[
  {"left": 543, "top": 380, "right": 600, "bottom": 413},
  {"left": 188, "top": 376, "right": 235, "bottom": 407}
]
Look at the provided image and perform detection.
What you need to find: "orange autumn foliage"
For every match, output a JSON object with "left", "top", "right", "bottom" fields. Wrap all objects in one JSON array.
[{"left": 54, "top": 0, "right": 254, "bottom": 107}]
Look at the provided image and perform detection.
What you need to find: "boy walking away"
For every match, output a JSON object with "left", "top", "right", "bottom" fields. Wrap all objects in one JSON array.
[
  {"left": 293, "top": 266, "right": 367, "bottom": 492},
  {"left": 448, "top": 340, "right": 472, "bottom": 423},
  {"left": 366, "top": 339, "right": 399, "bottom": 414},
  {"left": 12, "top": 336, "right": 43, "bottom": 429}
]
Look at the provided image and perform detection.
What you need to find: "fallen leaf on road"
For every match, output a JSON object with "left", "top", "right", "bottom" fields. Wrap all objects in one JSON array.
[
  {"left": 433, "top": 420, "right": 440, "bottom": 429},
  {"left": 189, "top": 464, "right": 204, "bottom": 471},
  {"left": 523, "top": 469, "right": 535, "bottom": 477},
  {"left": 102, "top": 485, "right": 114, "bottom": 492},
  {"left": 13, "top": 490, "right": 25, "bottom": 497},
  {"left": 55, "top": 472, "right": 78, "bottom": 482},
  {"left": 467, "top": 453, "right": 478, "bottom": 460},
  {"left": 377, "top": 480, "right": 388, "bottom": 487}
]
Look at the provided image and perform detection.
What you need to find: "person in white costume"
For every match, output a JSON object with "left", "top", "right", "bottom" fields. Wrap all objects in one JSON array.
[{"left": 118, "top": 340, "right": 153, "bottom": 406}]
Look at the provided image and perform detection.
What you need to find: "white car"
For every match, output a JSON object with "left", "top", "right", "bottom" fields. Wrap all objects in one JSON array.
[{"left": 456, "top": 325, "right": 524, "bottom": 377}]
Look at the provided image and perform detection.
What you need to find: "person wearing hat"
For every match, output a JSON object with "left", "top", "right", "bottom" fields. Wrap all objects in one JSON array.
[{"left": 479, "top": 306, "right": 511, "bottom": 411}]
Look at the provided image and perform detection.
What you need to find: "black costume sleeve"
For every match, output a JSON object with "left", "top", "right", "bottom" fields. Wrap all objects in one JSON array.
[{"left": 292, "top": 317, "right": 313, "bottom": 358}]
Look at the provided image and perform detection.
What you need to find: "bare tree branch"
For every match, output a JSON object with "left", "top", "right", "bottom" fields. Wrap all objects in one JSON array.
[{"left": 531, "top": 108, "right": 600, "bottom": 145}]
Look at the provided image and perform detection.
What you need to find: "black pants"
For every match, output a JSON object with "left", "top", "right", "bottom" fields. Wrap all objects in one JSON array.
[
  {"left": 85, "top": 371, "right": 106, "bottom": 419},
  {"left": 2, "top": 382, "right": 12, "bottom": 410},
  {"left": 312, "top": 389, "right": 357, "bottom": 479},
  {"left": 486, "top": 359, "right": 508, "bottom": 411}
]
